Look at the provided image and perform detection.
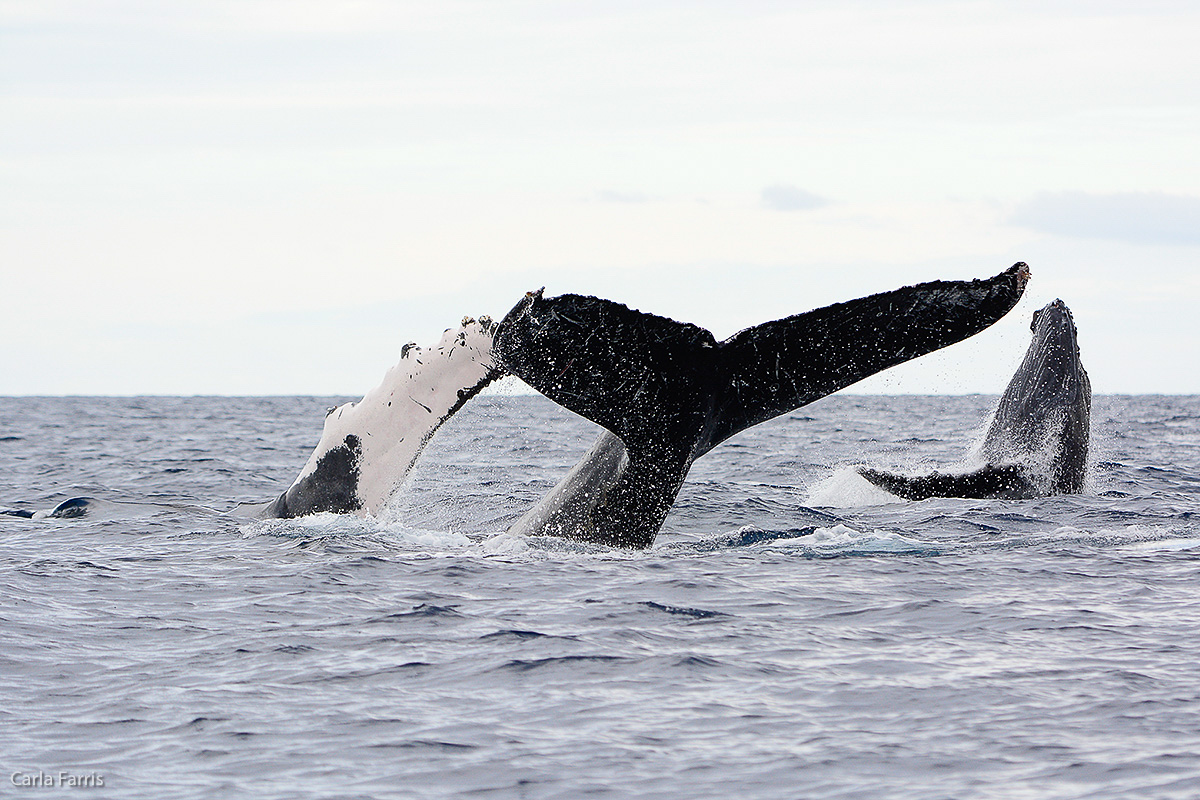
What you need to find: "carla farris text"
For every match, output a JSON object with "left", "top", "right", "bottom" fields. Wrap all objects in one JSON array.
[{"left": 11, "top": 771, "right": 104, "bottom": 788}]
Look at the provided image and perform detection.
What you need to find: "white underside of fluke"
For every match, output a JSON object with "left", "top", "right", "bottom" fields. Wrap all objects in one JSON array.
[{"left": 289, "top": 317, "right": 499, "bottom": 516}]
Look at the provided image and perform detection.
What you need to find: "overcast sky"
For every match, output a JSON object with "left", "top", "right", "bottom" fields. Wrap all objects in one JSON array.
[{"left": 2, "top": 0, "right": 1198, "bottom": 395}]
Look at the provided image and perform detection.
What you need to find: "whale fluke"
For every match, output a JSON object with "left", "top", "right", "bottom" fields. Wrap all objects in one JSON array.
[
  {"left": 706, "top": 263, "right": 1032, "bottom": 451},
  {"left": 263, "top": 316, "right": 502, "bottom": 519},
  {"left": 497, "top": 263, "right": 1030, "bottom": 548}
]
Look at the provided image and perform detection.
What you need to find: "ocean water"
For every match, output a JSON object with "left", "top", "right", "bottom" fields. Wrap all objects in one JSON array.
[{"left": 1, "top": 393, "right": 1199, "bottom": 799}]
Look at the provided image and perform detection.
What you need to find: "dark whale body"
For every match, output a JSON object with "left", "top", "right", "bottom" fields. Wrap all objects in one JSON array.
[
  {"left": 1, "top": 496, "right": 97, "bottom": 520},
  {"left": 858, "top": 299, "right": 1090, "bottom": 501},
  {"left": 497, "top": 263, "right": 1030, "bottom": 548}
]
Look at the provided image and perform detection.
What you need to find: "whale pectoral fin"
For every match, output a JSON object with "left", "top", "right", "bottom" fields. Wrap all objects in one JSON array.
[
  {"left": 858, "top": 464, "right": 1037, "bottom": 500},
  {"left": 496, "top": 290, "right": 718, "bottom": 445},
  {"left": 857, "top": 466, "right": 943, "bottom": 500},
  {"left": 706, "top": 263, "right": 1030, "bottom": 450}
]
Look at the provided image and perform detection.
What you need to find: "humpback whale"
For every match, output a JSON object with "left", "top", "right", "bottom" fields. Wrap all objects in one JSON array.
[
  {"left": 857, "top": 298, "right": 1090, "bottom": 500},
  {"left": 494, "top": 263, "right": 1029, "bottom": 547}
]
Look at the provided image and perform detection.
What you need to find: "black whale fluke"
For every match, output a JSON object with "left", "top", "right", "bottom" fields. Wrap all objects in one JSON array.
[{"left": 497, "top": 263, "right": 1030, "bottom": 548}]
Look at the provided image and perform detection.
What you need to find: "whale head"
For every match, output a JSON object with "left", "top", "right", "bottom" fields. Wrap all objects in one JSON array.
[{"left": 982, "top": 299, "right": 1091, "bottom": 493}]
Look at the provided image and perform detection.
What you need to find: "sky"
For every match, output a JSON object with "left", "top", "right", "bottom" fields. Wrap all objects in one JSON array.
[{"left": 2, "top": 0, "right": 1198, "bottom": 395}]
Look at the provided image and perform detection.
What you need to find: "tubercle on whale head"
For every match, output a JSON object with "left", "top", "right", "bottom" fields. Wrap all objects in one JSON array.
[
  {"left": 1027, "top": 299, "right": 1083, "bottom": 366},
  {"left": 1029, "top": 298, "right": 1076, "bottom": 334}
]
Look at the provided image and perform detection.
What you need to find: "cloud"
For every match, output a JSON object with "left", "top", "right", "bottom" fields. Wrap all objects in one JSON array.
[
  {"left": 595, "top": 190, "right": 650, "bottom": 204},
  {"left": 1011, "top": 191, "right": 1200, "bottom": 245},
  {"left": 760, "top": 184, "right": 828, "bottom": 212}
]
